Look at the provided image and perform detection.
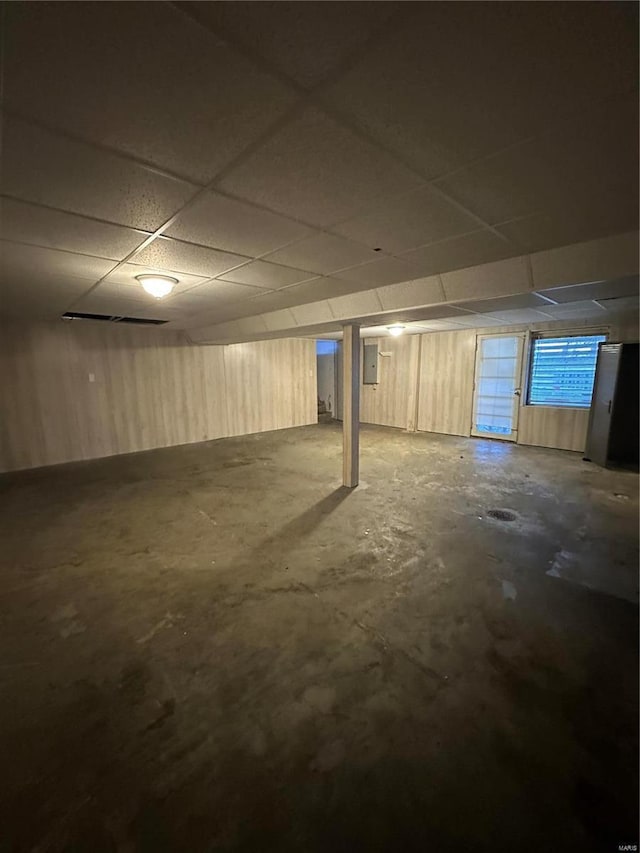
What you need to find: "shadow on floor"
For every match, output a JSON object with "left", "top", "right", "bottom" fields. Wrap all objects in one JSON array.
[{"left": 259, "top": 486, "right": 353, "bottom": 554}]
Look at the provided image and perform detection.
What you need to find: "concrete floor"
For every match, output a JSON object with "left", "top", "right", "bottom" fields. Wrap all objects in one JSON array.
[{"left": 0, "top": 422, "right": 638, "bottom": 852}]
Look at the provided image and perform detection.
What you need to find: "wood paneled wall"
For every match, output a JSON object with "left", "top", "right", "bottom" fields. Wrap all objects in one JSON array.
[
  {"left": 417, "top": 330, "right": 476, "bottom": 436},
  {"left": 517, "top": 407, "right": 590, "bottom": 452},
  {"left": 0, "top": 321, "right": 316, "bottom": 472},
  {"left": 360, "top": 335, "right": 420, "bottom": 430},
  {"left": 361, "top": 312, "right": 638, "bottom": 452}
]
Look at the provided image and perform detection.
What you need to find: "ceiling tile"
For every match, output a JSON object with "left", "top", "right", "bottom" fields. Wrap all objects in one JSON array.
[
  {"left": 456, "top": 293, "right": 554, "bottom": 313},
  {"left": 243, "top": 290, "right": 304, "bottom": 315},
  {"left": 376, "top": 276, "right": 444, "bottom": 312},
  {"left": 185, "top": 1, "right": 398, "bottom": 89},
  {"left": 329, "top": 290, "right": 382, "bottom": 319},
  {"left": 337, "top": 256, "right": 420, "bottom": 287},
  {"left": 407, "top": 305, "right": 469, "bottom": 321},
  {"left": 442, "top": 256, "right": 530, "bottom": 302},
  {"left": 3, "top": 3, "right": 295, "bottom": 184},
  {"left": 480, "top": 309, "right": 554, "bottom": 324},
  {"left": 322, "top": 3, "right": 637, "bottom": 178},
  {"left": 436, "top": 95, "right": 639, "bottom": 227},
  {"left": 291, "top": 301, "right": 335, "bottom": 326},
  {"left": 402, "top": 230, "right": 515, "bottom": 278},
  {"left": 133, "top": 236, "right": 248, "bottom": 278},
  {"left": 280, "top": 277, "right": 355, "bottom": 306},
  {"left": 264, "top": 232, "right": 380, "bottom": 274},
  {"left": 333, "top": 186, "right": 481, "bottom": 253},
  {"left": 597, "top": 294, "right": 639, "bottom": 313},
  {"left": 440, "top": 313, "right": 506, "bottom": 329},
  {"left": 538, "top": 301, "right": 608, "bottom": 319},
  {"left": 167, "top": 281, "right": 265, "bottom": 308},
  {"left": 219, "top": 259, "right": 313, "bottom": 289},
  {"left": 78, "top": 282, "right": 155, "bottom": 306},
  {"left": 538, "top": 276, "right": 640, "bottom": 305},
  {"left": 0, "top": 198, "right": 148, "bottom": 261},
  {"left": 1, "top": 242, "right": 115, "bottom": 283},
  {"left": 218, "top": 106, "right": 423, "bottom": 227},
  {"left": 434, "top": 143, "right": 552, "bottom": 225},
  {"left": 2, "top": 118, "right": 196, "bottom": 231},
  {"left": 263, "top": 309, "right": 298, "bottom": 333},
  {"left": 531, "top": 232, "right": 639, "bottom": 291},
  {"left": 103, "top": 263, "right": 208, "bottom": 294},
  {"left": 0, "top": 276, "right": 96, "bottom": 320},
  {"left": 165, "top": 191, "right": 314, "bottom": 257}
]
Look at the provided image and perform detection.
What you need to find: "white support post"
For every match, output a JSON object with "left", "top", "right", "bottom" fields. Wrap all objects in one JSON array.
[{"left": 342, "top": 323, "right": 360, "bottom": 488}]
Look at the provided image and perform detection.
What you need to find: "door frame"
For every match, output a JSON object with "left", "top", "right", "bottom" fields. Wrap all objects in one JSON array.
[{"left": 471, "top": 332, "right": 525, "bottom": 442}]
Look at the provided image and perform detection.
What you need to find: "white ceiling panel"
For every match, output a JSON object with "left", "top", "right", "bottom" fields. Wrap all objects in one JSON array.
[
  {"left": 133, "top": 236, "right": 248, "bottom": 279},
  {"left": 538, "top": 276, "right": 639, "bottom": 305},
  {"left": 376, "top": 275, "right": 445, "bottom": 312},
  {"left": 3, "top": 3, "right": 295, "bottom": 184},
  {"left": 219, "top": 259, "right": 313, "bottom": 289},
  {"left": 165, "top": 191, "right": 314, "bottom": 257},
  {"left": 263, "top": 309, "right": 298, "bottom": 333},
  {"left": 597, "top": 295, "right": 640, "bottom": 313},
  {"left": 0, "top": 198, "right": 148, "bottom": 261},
  {"left": 77, "top": 282, "right": 156, "bottom": 307},
  {"left": 496, "top": 207, "right": 639, "bottom": 256},
  {"left": 531, "top": 233, "right": 639, "bottom": 291},
  {"left": 538, "top": 301, "right": 608, "bottom": 320},
  {"left": 281, "top": 276, "right": 355, "bottom": 306},
  {"left": 322, "top": 3, "right": 637, "bottom": 179},
  {"left": 167, "top": 281, "right": 265, "bottom": 308},
  {"left": 329, "top": 290, "right": 382, "bottom": 319},
  {"left": 291, "top": 300, "right": 335, "bottom": 326},
  {"left": 332, "top": 186, "right": 481, "bottom": 253},
  {"left": 1, "top": 242, "right": 115, "bottom": 283},
  {"left": 2, "top": 119, "right": 197, "bottom": 232},
  {"left": 263, "top": 231, "right": 380, "bottom": 275},
  {"left": 435, "top": 143, "right": 554, "bottom": 225},
  {"left": 436, "top": 96, "right": 639, "bottom": 229},
  {"left": 403, "top": 231, "right": 516, "bottom": 279},
  {"left": 0, "top": 276, "right": 97, "bottom": 320},
  {"left": 72, "top": 292, "right": 167, "bottom": 317},
  {"left": 337, "top": 256, "right": 420, "bottom": 288},
  {"left": 241, "top": 290, "right": 304, "bottom": 315},
  {"left": 186, "top": 1, "right": 398, "bottom": 89},
  {"left": 456, "top": 293, "right": 554, "bottom": 313},
  {"left": 218, "top": 106, "right": 424, "bottom": 227},
  {"left": 481, "top": 308, "right": 554, "bottom": 324},
  {"left": 442, "top": 256, "right": 530, "bottom": 303},
  {"left": 441, "top": 313, "right": 507, "bottom": 329}
]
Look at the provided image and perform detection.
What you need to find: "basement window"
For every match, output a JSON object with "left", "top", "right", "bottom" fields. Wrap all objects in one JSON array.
[{"left": 527, "top": 334, "right": 606, "bottom": 408}]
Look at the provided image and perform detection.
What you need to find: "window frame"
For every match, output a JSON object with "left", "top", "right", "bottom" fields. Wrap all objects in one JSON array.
[{"left": 524, "top": 328, "right": 609, "bottom": 410}]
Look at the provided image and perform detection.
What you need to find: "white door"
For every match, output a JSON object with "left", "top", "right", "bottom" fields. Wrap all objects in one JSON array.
[{"left": 472, "top": 333, "right": 525, "bottom": 442}]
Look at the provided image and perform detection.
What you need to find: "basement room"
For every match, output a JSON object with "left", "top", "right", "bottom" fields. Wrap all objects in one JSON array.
[{"left": 0, "top": 2, "right": 638, "bottom": 851}]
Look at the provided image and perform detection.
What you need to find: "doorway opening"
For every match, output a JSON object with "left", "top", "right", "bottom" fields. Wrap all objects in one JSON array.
[
  {"left": 316, "top": 340, "right": 338, "bottom": 422},
  {"left": 471, "top": 333, "right": 525, "bottom": 442}
]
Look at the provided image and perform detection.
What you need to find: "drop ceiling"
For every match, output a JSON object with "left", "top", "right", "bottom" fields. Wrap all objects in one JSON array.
[{"left": 0, "top": 2, "right": 638, "bottom": 334}]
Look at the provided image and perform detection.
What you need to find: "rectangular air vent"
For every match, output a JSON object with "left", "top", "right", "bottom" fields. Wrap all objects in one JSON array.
[{"left": 62, "top": 312, "right": 168, "bottom": 325}]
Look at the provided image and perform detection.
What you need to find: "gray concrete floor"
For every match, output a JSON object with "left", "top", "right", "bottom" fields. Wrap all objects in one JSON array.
[{"left": 0, "top": 422, "right": 638, "bottom": 852}]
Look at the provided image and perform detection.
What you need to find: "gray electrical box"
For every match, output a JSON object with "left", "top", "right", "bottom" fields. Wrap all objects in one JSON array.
[{"left": 363, "top": 342, "right": 378, "bottom": 384}]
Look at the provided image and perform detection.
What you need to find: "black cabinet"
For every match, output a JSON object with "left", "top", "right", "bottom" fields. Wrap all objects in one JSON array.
[{"left": 584, "top": 342, "right": 639, "bottom": 469}]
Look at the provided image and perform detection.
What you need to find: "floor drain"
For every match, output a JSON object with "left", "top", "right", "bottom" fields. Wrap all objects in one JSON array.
[{"left": 487, "top": 509, "right": 517, "bottom": 522}]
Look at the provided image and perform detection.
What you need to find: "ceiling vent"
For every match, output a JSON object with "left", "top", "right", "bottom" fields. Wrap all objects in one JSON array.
[{"left": 62, "top": 312, "right": 168, "bottom": 325}]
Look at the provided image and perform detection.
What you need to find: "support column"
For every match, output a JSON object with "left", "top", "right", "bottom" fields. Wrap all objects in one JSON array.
[{"left": 342, "top": 323, "right": 360, "bottom": 487}]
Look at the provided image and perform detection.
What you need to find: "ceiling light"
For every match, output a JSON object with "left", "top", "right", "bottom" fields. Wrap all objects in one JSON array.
[
  {"left": 136, "top": 274, "right": 178, "bottom": 299},
  {"left": 387, "top": 324, "right": 405, "bottom": 337}
]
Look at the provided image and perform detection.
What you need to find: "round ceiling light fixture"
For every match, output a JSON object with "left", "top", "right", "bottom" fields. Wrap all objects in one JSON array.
[
  {"left": 136, "top": 274, "right": 178, "bottom": 299},
  {"left": 387, "top": 324, "right": 405, "bottom": 337}
]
